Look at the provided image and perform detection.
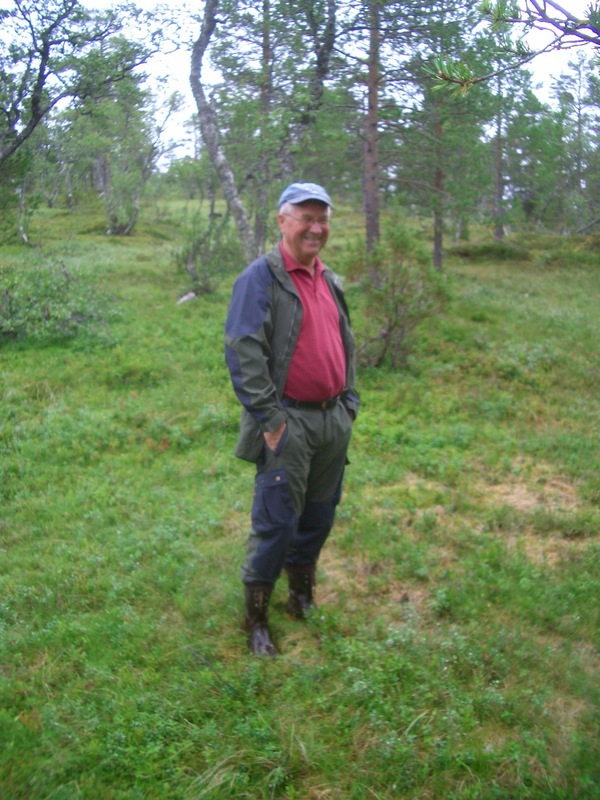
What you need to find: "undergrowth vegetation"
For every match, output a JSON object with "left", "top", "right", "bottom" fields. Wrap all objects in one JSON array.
[
  {"left": 0, "top": 254, "right": 116, "bottom": 342},
  {"left": 1, "top": 203, "right": 599, "bottom": 799}
]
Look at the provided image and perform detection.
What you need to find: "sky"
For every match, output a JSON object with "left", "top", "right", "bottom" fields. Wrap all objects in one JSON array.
[{"left": 81, "top": 0, "right": 595, "bottom": 163}]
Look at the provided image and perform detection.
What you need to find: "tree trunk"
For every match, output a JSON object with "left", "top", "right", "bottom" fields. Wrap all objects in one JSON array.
[
  {"left": 493, "top": 87, "right": 505, "bottom": 241},
  {"left": 576, "top": 216, "right": 600, "bottom": 234},
  {"left": 432, "top": 108, "right": 445, "bottom": 271},
  {"left": 364, "top": 0, "right": 380, "bottom": 263},
  {"left": 278, "top": 0, "right": 337, "bottom": 181},
  {"left": 432, "top": 178, "right": 444, "bottom": 271},
  {"left": 493, "top": 141, "right": 505, "bottom": 240},
  {"left": 190, "top": 0, "right": 258, "bottom": 263},
  {"left": 17, "top": 185, "right": 31, "bottom": 246},
  {"left": 66, "top": 169, "right": 74, "bottom": 211},
  {"left": 254, "top": 0, "right": 272, "bottom": 256}
]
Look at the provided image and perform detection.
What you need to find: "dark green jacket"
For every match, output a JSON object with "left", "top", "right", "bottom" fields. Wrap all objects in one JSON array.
[{"left": 225, "top": 245, "right": 359, "bottom": 462}]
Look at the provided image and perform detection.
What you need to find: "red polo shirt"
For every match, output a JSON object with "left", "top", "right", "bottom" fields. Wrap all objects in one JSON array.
[{"left": 280, "top": 243, "right": 346, "bottom": 402}]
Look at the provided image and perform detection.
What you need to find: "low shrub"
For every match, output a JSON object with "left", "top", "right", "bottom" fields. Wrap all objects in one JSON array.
[
  {"left": 339, "top": 220, "right": 449, "bottom": 368},
  {"left": 0, "top": 258, "right": 116, "bottom": 342},
  {"left": 172, "top": 212, "right": 243, "bottom": 295},
  {"left": 446, "top": 240, "right": 531, "bottom": 262}
]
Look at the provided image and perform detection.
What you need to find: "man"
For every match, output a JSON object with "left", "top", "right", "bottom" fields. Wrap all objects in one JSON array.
[{"left": 224, "top": 182, "right": 359, "bottom": 657}]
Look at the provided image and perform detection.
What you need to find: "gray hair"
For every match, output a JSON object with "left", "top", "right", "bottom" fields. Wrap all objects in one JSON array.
[{"left": 278, "top": 202, "right": 332, "bottom": 219}]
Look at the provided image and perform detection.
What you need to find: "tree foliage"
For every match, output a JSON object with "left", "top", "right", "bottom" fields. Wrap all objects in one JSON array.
[
  {"left": 0, "top": 0, "right": 157, "bottom": 168},
  {"left": 190, "top": 0, "right": 338, "bottom": 261}
]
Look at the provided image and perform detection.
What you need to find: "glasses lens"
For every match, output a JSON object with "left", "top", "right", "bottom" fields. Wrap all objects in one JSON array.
[{"left": 293, "top": 214, "right": 329, "bottom": 225}]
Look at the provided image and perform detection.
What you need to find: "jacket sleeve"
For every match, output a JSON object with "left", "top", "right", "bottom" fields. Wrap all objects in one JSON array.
[{"left": 224, "top": 259, "right": 287, "bottom": 433}]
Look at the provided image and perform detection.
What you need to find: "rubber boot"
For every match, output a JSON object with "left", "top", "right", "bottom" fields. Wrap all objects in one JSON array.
[
  {"left": 284, "top": 562, "right": 317, "bottom": 620},
  {"left": 243, "top": 583, "right": 278, "bottom": 657}
]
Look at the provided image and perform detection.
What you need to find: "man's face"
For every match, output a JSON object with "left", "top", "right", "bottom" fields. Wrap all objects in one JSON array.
[{"left": 277, "top": 200, "right": 330, "bottom": 266}]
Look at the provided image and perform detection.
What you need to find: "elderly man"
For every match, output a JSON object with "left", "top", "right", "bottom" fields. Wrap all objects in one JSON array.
[{"left": 224, "top": 182, "right": 359, "bottom": 656}]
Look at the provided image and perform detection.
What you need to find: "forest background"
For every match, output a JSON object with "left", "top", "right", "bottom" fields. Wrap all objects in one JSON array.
[
  {"left": 2, "top": 0, "right": 600, "bottom": 266},
  {"left": 1, "top": 1, "right": 599, "bottom": 798}
]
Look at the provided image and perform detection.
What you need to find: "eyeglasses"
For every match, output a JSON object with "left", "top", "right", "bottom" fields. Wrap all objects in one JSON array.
[{"left": 281, "top": 212, "right": 331, "bottom": 226}]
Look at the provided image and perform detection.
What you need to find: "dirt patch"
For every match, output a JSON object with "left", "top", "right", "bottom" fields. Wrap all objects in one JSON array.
[
  {"left": 486, "top": 476, "right": 579, "bottom": 513},
  {"left": 318, "top": 551, "right": 430, "bottom": 622},
  {"left": 479, "top": 462, "right": 587, "bottom": 566}
]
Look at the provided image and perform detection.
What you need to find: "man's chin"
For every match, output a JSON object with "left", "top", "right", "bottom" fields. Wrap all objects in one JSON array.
[{"left": 302, "top": 240, "right": 323, "bottom": 253}]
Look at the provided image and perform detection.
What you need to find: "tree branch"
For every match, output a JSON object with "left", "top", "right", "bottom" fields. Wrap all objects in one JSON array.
[{"left": 434, "top": 1, "right": 600, "bottom": 91}]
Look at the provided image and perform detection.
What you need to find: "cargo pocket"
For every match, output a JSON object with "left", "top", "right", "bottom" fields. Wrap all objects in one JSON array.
[{"left": 251, "top": 468, "right": 295, "bottom": 534}]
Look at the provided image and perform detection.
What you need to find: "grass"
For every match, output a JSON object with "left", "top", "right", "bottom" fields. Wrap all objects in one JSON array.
[{"left": 1, "top": 203, "right": 599, "bottom": 799}]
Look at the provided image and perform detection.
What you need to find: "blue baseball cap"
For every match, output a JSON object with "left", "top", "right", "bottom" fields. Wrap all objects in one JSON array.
[{"left": 278, "top": 182, "right": 333, "bottom": 210}]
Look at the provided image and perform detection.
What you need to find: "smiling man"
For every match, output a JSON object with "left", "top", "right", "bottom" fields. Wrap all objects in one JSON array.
[
  {"left": 278, "top": 195, "right": 331, "bottom": 268},
  {"left": 224, "top": 182, "right": 359, "bottom": 656}
]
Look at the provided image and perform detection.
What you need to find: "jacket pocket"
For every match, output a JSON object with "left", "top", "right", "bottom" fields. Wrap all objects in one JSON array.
[
  {"left": 235, "top": 412, "right": 265, "bottom": 463},
  {"left": 269, "top": 422, "right": 289, "bottom": 456}
]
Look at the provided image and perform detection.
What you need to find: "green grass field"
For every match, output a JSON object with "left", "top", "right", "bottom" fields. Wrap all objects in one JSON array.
[{"left": 1, "top": 205, "right": 599, "bottom": 799}]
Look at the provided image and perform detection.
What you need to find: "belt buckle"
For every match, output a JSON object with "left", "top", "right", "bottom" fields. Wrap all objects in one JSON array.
[{"left": 320, "top": 400, "right": 328, "bottom": 411}]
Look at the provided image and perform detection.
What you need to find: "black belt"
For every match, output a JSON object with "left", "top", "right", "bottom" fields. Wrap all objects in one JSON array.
[{"left": 281, "top": 395, "right": 340, "bottom": 411}]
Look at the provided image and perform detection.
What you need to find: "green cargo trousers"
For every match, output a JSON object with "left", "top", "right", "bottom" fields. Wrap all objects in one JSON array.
[{"left": 241, "top": 399, "right": 353, "bottom": 585}]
